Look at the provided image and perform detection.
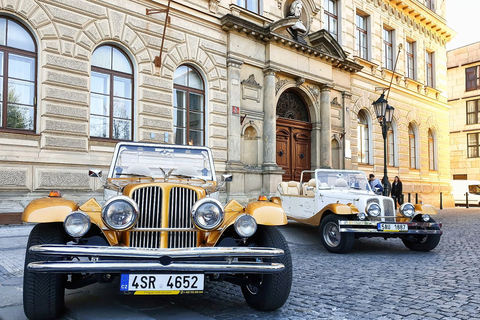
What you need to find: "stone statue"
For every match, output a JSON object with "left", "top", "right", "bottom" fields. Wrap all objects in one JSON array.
[{"left": 287, "top": 0, "right": 307, "bottom": 44}]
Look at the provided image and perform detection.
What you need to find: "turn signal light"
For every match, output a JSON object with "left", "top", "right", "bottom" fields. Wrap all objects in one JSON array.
[
  {"left": 48, "top": 190, "right": 62, "bottom": 198},
  {"left": 258, "top": 195, "right": 268, "bottom": 201}
]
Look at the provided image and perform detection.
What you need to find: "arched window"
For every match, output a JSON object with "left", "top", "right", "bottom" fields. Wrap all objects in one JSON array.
[
  {"left": 387, "top": 119, "right": 397, "bottom": 167},
  {"left": 428, "top": 128, "right": 437, "bottom": 171},
  {"left": 174, "top": 65, "right": 205, "bottom": 146},
  {"left": 408, "top": 123, "right": 418, "bottom": 169},
  {"left": 90, "top": 45, "right": 133, "bottom": 140},
  {"left": 0, "top": 17, "right": 37, "bottom": 132},
  {"left": 357, "top": 109, "right": 370, "bottom": 164}
]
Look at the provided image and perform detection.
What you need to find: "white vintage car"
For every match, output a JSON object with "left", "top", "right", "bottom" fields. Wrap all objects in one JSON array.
[{"left": 272, "top": 169, "right": 442, "bottom": 253}]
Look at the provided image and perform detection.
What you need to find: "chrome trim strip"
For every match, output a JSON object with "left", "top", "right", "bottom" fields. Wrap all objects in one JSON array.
[
  {"left": 130, "top": 228, "right": 198, "bottom": 232},
  {"left": 27, "top": 261, "right": 285, "bottom": 274},
  {"left": 29, "top": 245, "right": 284, "bottom": 258},
  {"left": 339, "top": 220, "right": 442, "bottom": 228},
  {"left": 339, "top": 228, "right": 442, "bottom": 234}
]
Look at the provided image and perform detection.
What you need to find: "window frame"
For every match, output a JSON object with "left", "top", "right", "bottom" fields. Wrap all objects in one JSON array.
[
  {"left": 324, "top": 0, "right": 338, "bottom": 40},
  {"left": 357, "top": 109, "right": 370, "bottom": 164},
  {"left": 467, "top": 133, "right": 480, "bottom": 158},
  {"left": 426, "top": 51, "right": 434, "bottom": 88},
  {"left": 237, "top": 0, "right": 261, "bottom": 14},
  {"left": 356, "top": 13, "right": 368, "bottom": 60},
  {"left": 425, "top": 0, "right": 435, "bottom": 11},
  {"left": 173, "top": 65, "right": 206, "bottom": 146},
  {"left": 408, "top": 123, "right": 418, "bottom": 169},
  {"left": 466, "top": 66, "right": 480, "bottom": 91},
  {"left": 387, "top": 120, "right": 397, "bottom": 167},
  {"left": 428, "top": 128, "right": 437, "bottom": 171},
  {"left": 383, "top": 27, "right": 394, "bottom": 70},
  {"left": 0, "top": 17, "right": 38, "bottom": 134},
  {"left": 90, "top": 45, "right": 134, "bottom": 141},
  {"left": 466, "top": 99, "right": 480, "bottom": 125},
  {"left": 406, "top": 40, "right": 416, "bottom": 80}
]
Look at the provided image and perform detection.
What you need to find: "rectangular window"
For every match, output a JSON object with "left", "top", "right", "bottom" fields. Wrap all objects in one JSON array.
[
  {"left": 324, "top": 0, "right": 338, "bottom": 40},
  {"left": 387, "top": 129, "right": 394, "bottom": 166},
  {"left": 426, "top": 51, "right": 434, "bottom": 87},
  {"left": 406, "top": 41, "right": 416, "bottom": 79},
  {"left": 466, "top": 66, "right": 480, "bottom": 91},
  {"left": 468, "top": 133, "right": 480, "bottom": 158},
  {"left": 453, "top": 174, "right": 468, "bottom": 180},
  {"left": 356, "top": 14, "right": 368, "bottom": 60},
  {"left": 237, "top": 0, "right": 260, "bottom": 14},
  {"left": 425, "top": 0, "right": 435, "bottom": 11},
  {"left": 467, "top": 99, "right": 480, "bottom": 125},
  {"left": 383, "top": 28, "right": 393, "bottom": 70}
]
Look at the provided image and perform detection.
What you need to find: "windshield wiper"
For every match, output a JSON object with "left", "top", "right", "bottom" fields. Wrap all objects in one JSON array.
[
  {"left": 117, "top": 173, "right": 154, "bottom": 181},
  {"left": 169, "top": 173, "right": 207, "bottom": 183}
]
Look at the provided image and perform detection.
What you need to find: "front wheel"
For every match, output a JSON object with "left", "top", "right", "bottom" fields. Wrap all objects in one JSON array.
[
  {"left": 319, "top": 214, "right": 354, "bottom": 253},
  {"left": 401, "top": 218, "right": 441, "bottom": 252},
  {"left": 23, "top": 223, "right": 66, "bottom": 320},
  {"left": 241, "top": 226, "right": 292, "bottom": 311}
]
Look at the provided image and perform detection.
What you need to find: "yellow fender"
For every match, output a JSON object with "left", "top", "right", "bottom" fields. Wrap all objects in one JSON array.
[
  {"left": 22, "top": 197, "right": 78, "bottom": 223},
  {"left": 414, "top": 204, "right": 438, "bottom": 215},
  {"left": 289, "top": 203, "right": 354, "bottom": 227}
]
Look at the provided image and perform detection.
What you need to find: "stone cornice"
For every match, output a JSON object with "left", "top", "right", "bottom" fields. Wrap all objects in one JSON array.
[{"left": 220, "top": 14, "right": 363, "bottom": 74}]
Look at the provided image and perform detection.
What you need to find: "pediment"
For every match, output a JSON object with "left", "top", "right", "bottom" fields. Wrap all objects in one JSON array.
[{"left": 307, "top": 29, "right": 346, "bottom": 60}]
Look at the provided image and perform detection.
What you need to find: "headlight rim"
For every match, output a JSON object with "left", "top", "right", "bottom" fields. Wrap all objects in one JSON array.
[
  {"left": 101, "top": 195, "right": 139, "bottom": 231},
  {"left": 64, "top": 210, "right": 91, "bottom": 238},
  {"left": 366, "top": 203, "right": 381, "bottom": 217},
  {"left": 191, "top": 198, "right": 224, "bottom": 231},
  {"left": 234, "top": 213, "right": 257, "bottom": 238},
  {"left": 399, "top": 202, "right": 416, "bottom": 218}
]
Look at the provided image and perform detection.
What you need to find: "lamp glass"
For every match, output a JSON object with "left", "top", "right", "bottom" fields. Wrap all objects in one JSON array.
[
  {"left": 385, "top": 105, "right": 395, "bottom": 123},
  {"left": 372, "top": 94, "right": 388, "bottom": 119}
]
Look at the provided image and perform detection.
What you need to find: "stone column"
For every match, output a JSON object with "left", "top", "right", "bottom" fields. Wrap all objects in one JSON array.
[
  {"left": 226, "top": 57, "right": 243, "bottom": 164},
  {"left": 262, "top": 68, "right": 283, "bottom": 196},
  {"left": 225, "top": 57, "right": 247, "bottom": 202},
  {"left": 262, "top": 68, "right": 278, "bottom": 167},
  {"left": 320, "top": 86, "right": 331, "bottom": 168}
]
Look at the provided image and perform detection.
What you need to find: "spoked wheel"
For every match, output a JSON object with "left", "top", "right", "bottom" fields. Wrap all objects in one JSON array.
[
  {"left": 23, "top": 223, "right": 66, "bottom": 320},
  {"left": 241, "top": 226, "right": 292, "bottom": 311},
  {"left": 319, "top": 214, "right": 354, "bottom": 253},
  {"left": 402, "top": 218, "right": 441, "bottom": 251}
]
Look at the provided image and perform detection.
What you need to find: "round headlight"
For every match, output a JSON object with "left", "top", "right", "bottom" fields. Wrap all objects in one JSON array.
[
  {"left": 400, "top": 203, "right": 415, "bottom": 218},
  {"left": 234, "top": 214, "right": 257, "bottom": 238},
  {"left": 357, "top": 212, "right": 367, "bottom": 221},
  {"left": 191, "top": 198, "right": 224, "bottom": 231},
  {"left": 64, "top": 211, "right": 91, "bottom": 237},
  {"left": 366, "top": 203, "right": 381, "bottom": 217},
  {"left": 102, "top": 196, "right": 139, "bottom": 230}
]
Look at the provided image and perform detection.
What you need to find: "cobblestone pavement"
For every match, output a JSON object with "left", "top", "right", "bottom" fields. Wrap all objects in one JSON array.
[{"left": 1, "top": 207, "right": 480, "bottom": 320}]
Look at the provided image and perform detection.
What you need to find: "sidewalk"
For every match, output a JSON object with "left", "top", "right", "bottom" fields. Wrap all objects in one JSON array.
[{"left": 0, "top": 224, "right": 33, "bottom": 281}]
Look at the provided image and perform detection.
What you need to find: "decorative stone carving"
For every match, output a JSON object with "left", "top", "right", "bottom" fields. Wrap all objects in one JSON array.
[
  {"left": 306, "top": 85, "right": 320, "bottom": 101},
  {"left": 209, "top": 0, "right": 220, "bottom": 13},
  {"left": 331, "top": 97, "right": 342, "bottom": 107},
  {"left": 295, "top": 76, "right": 305, "bottom": 87},
  {"left": 241, "top": 74, "right": 262, "bottom": 103},
  {"left": 275, "top": 75, "right": 292, "bottom": 95}
]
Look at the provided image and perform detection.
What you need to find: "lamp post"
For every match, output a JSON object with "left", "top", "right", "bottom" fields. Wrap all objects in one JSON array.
[{"left": 372, "top": 93, "right": 395, "bottom": 196}]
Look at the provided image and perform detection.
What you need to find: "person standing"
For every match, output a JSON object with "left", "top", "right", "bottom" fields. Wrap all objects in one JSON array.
[
  {"left": 368, "top": 174, "right": 383, "bottom": 195},
  {"left": 391, "top": 176, "right": 403, "bottom": 207}
]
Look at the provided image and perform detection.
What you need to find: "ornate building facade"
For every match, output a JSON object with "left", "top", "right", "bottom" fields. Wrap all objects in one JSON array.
[{"left": 0, "top": 0, "right": 454, "bottom": 220}]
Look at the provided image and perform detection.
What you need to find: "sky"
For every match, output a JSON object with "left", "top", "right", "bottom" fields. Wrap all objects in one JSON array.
[{"left": 445, "top": 0, "right": 480, "bottom": 50}]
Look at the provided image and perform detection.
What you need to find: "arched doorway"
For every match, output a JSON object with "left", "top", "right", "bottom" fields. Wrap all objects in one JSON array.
[{"left": 276, "top": 89, "right": 312, "bottom": 181}]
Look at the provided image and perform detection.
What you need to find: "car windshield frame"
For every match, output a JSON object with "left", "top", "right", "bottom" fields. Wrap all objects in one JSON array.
[
  {"left": 315, "top": 169, "right": 372, "bottom": 192},
  {"left": 108, "top": 142, "right": 216, "bottom": 181}
]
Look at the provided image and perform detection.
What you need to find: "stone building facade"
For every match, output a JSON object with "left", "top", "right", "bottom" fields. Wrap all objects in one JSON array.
[
  {"left": 448, "top": 42, "right": 480, "bottom": 181},
  {"left": 0, "top": 0, "right": 454, "bottom": 217}
]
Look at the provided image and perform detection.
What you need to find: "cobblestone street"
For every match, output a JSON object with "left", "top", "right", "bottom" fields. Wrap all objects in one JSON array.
[{"left": 1, "top": 207, "right": 480, "bottom": 319}]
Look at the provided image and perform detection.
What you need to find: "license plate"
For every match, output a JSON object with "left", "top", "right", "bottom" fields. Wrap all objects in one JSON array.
[
  {"left": 120, "top": 274, "right": 204, "bottom": 295},
  {"left": 377, "top": 223, "right": 408, "bottom": 232}
]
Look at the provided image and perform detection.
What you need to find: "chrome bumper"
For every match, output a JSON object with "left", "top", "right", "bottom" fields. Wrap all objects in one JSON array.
[
  {"left": 339, "top": 220, "right": 443, "bottom": 235},
  {"left": 27, "top": 245, "right": 284, "bottom": 274}
]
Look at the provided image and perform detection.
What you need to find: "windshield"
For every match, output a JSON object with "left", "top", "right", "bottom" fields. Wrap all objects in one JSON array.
[
  {"left": 110, "top": 144, "right": 215, "bottom": 181},
  {"left": 315, "top": 170, "right": 371, "bottom": 191}
]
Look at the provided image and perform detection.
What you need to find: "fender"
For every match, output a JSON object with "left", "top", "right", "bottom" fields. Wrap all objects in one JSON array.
[
  {"left": 22, "top": 197, "right": 79, "bottom": 223},
  {"left": 289, "top": 203, "right": 354, "bottom": 227},
  {"left": 414, "top": 204, "right": 438, "bottom": 215}
]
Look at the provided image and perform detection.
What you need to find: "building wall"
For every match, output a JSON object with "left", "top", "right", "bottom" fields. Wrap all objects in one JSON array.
[
  {"left": 0, "top": 0, "right": 454, "bottom": 216},
  {"left": 448, "top": 42, "right": 480, "bottom": 181}
]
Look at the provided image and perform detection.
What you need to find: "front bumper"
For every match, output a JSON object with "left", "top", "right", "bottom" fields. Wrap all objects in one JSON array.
[
  {"left": 27, "top": 245, "right": 284, "bottom": 274},
  {"left": 339, "top": 220, "right": 442, "bottom": 235}
]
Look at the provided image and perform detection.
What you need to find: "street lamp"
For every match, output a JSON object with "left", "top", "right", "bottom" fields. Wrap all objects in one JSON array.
[{"left": 372, "top": 93, "right": 395, "bottom": 196}]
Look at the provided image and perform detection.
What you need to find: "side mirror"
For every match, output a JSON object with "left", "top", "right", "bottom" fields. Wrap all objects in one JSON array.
[
  {"left": 89, "top": 169, "right": 102, "bottom": 178},
  {"left": 221, "top": 174, "right": 233, "bottom": 182}
]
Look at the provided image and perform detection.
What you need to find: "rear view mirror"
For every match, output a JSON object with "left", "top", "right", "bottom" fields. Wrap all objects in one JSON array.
[
  {"left": 221, "top": 174, "right": 233, "bottom": 182},
  {"left": 89, "top": 169, "right": 102, "bottom": 178}
]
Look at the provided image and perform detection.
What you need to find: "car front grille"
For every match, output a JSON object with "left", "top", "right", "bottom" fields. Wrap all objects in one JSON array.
[
  {"left": 129, "top": 186, "right": 198, "bottom": 249},
  {"left": 366, "top": 198, "right": 395, "bottom": 221}
]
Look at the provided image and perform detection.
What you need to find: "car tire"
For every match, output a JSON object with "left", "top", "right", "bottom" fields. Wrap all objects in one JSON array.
[
  {"left": 241, "top": 226, "right": 292, "bottom": 311},
  {"left": 23, "top": 223, "right": 66, "bottom": 320},
  {"left": 319, "top": 214, "right": 354, "bottom": 253},
  {"left": 401, "top": 218, "right": 441, "bottom": 252}
]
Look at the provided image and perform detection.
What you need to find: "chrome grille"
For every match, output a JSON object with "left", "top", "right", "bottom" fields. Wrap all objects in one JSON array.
[
  {"left": 130, "top": 186, "right": 163, "bottom": 248},
  {"left": 383, "top": 198, "right": 395, "bottom": 221},
  {"left": 168, "top": 187, "right": 198, "bottom": 248}
]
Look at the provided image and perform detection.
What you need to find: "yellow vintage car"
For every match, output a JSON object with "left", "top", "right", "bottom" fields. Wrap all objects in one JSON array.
[{"left": 22, "top": 142, "right": 292, "bottom": 320}]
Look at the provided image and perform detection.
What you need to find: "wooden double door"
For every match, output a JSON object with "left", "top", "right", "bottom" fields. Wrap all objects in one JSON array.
[{"left": 276, "top": 118, "right": 312, "bottom": 181}]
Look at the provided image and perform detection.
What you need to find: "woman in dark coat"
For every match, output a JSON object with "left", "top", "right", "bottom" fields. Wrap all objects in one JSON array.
[{"left": 391, "top": 176, "right": 403, "bottom": 207}]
